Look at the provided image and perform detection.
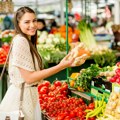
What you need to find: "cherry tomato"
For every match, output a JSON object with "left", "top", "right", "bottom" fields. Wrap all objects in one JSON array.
[
  {"left": 88, "top": 102, "right": 94, "bottom": 109},
  {"left": 42, "top": 81, "right": 50, "bottom": 87},
  {"left": 37, "top": 84, "right": 43, "bottom": 92},
  {"left": 54, "top": 81, "right": 62, "bottom": 87},
  {"left": 116, "top": 62, "right": 120, "bottom": 67},
  {"left": 49, "top": 84, "right": 56, "bottom": 91},
  {"left": 39, "top": 86, "right": 48, "bottom": 94},
  {"left": 115, "top": 68, "right": 120, "bottom": 76}
]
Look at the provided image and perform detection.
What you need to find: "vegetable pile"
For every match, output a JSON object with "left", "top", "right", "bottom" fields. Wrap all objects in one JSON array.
[
  {"left": 38, "top": 80, "right": 90, "bottom": 120},
  {"left": 37, "top": 31, "right": 67, "bottom": 67},
  {"left": 91, "top": 48, "right": 116, "bottom": 67},
  {"left": 86, "top": 95, "right": 106, "bottom": 120},
  {"left": 69, "top": 64, "right": 115, "bottom": 92},
  {"left": 97, "top": 92, "right": 120, "bottom": 120},
  {"left": 109, "top": 62, "right": 120, "bottom": 84},
  {"left": 0, "top": 47, "right": 8, "bottom": 64},
  {"left": 0, "top": 29, "right": 15, "bottom": 43}
]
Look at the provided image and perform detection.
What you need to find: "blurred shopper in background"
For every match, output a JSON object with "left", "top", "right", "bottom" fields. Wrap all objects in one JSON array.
[
  {"left": 2, "top": 15, "right": 14, "bottom": 30},
  {"left": 37, "top": 19, "right": 48, "bottom": 32}
]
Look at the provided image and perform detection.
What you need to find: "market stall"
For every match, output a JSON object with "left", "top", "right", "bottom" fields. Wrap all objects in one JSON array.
[
  {"left": 36, "top": 0, "right": 120, "bottom": 120},
  {"left": 0, "top": 0, "right": 120, "bottom": 120}
]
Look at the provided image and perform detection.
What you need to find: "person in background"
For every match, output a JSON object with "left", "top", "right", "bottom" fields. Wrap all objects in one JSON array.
[
  {"left": 2, "top": 15, "right": 14, "bottom": 30},
  {"left": 49, "top": 19, "right": 58, "bottom": 33},
  {"left": 37, "top": 19, "right": 48, "bottom": 32},
  {"left": 0, "top": 6, "right": 86, "bottom": 120},
  {"left": 105, "top": 17, "right": 113, "bottom": 34}
]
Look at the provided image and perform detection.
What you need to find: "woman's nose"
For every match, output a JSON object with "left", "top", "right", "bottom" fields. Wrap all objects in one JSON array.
[{"left": 30, "top": 22, "right": 35, "bottom": 27}]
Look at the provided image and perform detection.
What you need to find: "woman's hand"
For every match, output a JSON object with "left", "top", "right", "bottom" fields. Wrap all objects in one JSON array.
[
  {"left": 59, "top": 52, "right": 75, "bottom": 69},
  {"left": 59, "top": 52, "right": 87, "bottom": 69},
  {"left": 71, "top": 54, "right": 88, "bottom": 67}
]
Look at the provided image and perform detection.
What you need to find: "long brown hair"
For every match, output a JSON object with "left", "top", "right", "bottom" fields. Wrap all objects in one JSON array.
[{"left": 14, "top": 6, "right": 43, "bottom": 70}]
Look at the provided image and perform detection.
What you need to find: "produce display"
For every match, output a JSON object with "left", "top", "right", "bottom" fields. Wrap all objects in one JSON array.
[
  {"left": 1, "top": 20, "right": 120, "bottom": 120},
  {"left": 50, "top": 25, "right": 80, "bottom": 43},
  {"left": 86, "top": 95, "right": 106, "bottom": 120},
  {"left": 77, "top": 20, "right": 117, "bottom": 67},
  {"left": 96, "top": 92, "right": 120, "bottom": 120},
  {"left": 37, "top": 31, "right": 67, "bottom": 67},
  {"left": 0, "top": 44, "right": 9, "bottom": 65},
  {"left": 91, "top": 47, "right": 116, "bottom": 67},
  {"left": 0, "top": 48, "right": 7, "bottom": 64},
  {"left": 109, "top": 62, "right": 120, "bottom": 84},
  {"left": 0, "top": 29, "right": 15, "bottom": 43},
  {"left": 69, "top": 64, "right": 115, "bottom": 92},
  {"left": 38, "top": 80, "right": 97, "bottom": 120}
]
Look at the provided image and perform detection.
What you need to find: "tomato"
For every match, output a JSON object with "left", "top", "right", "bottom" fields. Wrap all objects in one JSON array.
[
  {"left": 116, "top": 77, "right": 120, "bottom": 84},
  {"left": 49, "top": 97, "right": 56, "bottom": 102},
  {"left": 39, "top": 86, "right": 48, "bottom": 94},
  {"left": 88, "top": 102, "right": 94, "bottom": 109},
  {"left": 39, "top": 99, "right": 43, "bottom": 104},
  {"left": 79, "top": 98, "right": 84, "bottom": 103},
  {"left": 48, "top": 92, "right": 54, "bottom": 97},
  {"left": 49, "top": 84, "right": 56, "bottom": 91},
  {"left": 110, "top": 76, "right": 117, "bottom": 83},
  {"left": 62, "top": 91, "right": 67, "bottom": 96},
  {"left": 54, "top": 81, "right": 62, "bottom": 87},
  {"left": 77, "top": 111, "right": 83, "bottom": 117},
  {"left": 115, "top": 68, "right": 120, "bottom": 76},
  {"left": 56, "top": 114, "right": 65, "bottom": 120},
  {"left": 39, "top": 94, "right": 47, "bottom": 100},
  {"left": 42, "top": 81, "right": 50, "bottom": 87},
  {"left": 116, "top": 62, "right": 120, "bottom": 67},
  {"left": 64, "top": 116, "right": 71, "bottom": 120},
  {"left": 61, "top": 84, "right": 68, "bottom": 91},
  {"left": 88, "top": 117, "right": 96, "bottom": 120},
  {"left": 90, "top": 117, "right": 96, "bottom": 120},
  {"left": 37, "top": 84, "right": 44, "bottom": 92},
  {"left": 69, "top": 111, "right": 76, "bottom": 118}
]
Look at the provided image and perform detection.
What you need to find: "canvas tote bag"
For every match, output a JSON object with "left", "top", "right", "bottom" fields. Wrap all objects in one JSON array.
[{"left": 0, "top": 43, "right": 25, "bottom": 120}]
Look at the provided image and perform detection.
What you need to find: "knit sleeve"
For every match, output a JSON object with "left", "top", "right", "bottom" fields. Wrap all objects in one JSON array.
[{"left": 12, "top": 35, "right": 35, "bottom": 71}]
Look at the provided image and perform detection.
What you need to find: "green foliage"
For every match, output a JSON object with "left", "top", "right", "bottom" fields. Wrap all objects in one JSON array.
[
  {"left": 37, "top": 44, "right": 66, "bottom": 68},
  {"left": 91, "top": 50, "right": 117, "bottom": 67},
  {"left": 77, "top": 19, "right": 96, "bottom": 49},
  {"left": 74, "top": 64, "right": 101, "bottom": 91},
  {"left": 1, "top": 36, "right": 12, "bottom": 43}
]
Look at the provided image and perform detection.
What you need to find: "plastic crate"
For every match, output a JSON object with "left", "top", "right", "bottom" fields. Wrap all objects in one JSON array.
[
  {"left": 90, "top": 85, "right": 110, "bottom": 102},
  {"left": 91, "top": 77, "right": 112, "bottom": 92}
]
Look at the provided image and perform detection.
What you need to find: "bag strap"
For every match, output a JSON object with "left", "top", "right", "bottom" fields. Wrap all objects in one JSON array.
[
  {"left": 0, "top": 43, "right": 13, "bottom": 81},
  {"left": 19, "top": 82, "right": 25, "bottom": 111},
  {"left": 0, "top": 42, "right": 25, "bottom": 112}
]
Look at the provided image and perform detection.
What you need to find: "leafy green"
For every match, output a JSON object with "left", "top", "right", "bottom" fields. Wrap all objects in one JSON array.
[
  {"left": 77, "top": 19, "right": 96, "bottom": 49},
  {"left": 91, "top": 50, "right": 117, "bottom": 67},
  {"left": 37, "top": 44, "right": 66, "bottom": 68}
]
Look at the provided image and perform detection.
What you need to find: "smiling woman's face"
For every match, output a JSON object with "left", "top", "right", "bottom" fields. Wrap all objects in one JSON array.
[{"left": 18, "top": 12, "right": 37, "bottom": 37}]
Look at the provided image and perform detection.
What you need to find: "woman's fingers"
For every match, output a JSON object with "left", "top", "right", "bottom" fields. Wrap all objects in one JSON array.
[{"left": 71, "top": 54, "right": 88, "bottom": 67}]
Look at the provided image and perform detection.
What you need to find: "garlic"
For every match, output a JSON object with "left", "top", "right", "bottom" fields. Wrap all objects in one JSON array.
[{"left": 116, "top": 106, "right": 120, "bottom": 113}]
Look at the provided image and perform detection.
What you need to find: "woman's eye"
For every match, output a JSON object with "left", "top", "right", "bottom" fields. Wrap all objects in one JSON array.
[
  {"left": 33, "top": 19, "right": 37, "bottom": 23},
  {"left": 25, "top": 21, "right": 29, "bottom": 24}
]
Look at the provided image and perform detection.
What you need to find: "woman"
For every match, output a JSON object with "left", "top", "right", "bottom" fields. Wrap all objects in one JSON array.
[{"left": 0, "top": 7, "right": 85, "bottom": 120}]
